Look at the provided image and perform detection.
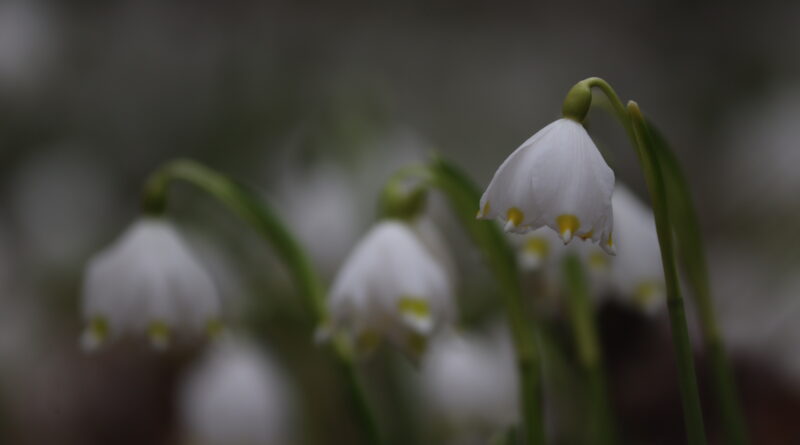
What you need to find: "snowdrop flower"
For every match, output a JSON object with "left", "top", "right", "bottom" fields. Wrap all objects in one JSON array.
[
  {"left": 80, "top": 218, "right": 221, "bottom": 351},
  {"left": 180, "top": 337, "right": 296, "bottom": 445},
  {"left": 326, "top": 220, "right": 455, "bottom": 357},
  {"left": 420, "top": 327, "right": 518, "bottom": 433},
  {"left": 587, "top": 186, "right": 664, "bottom": 312},
  {"left": 478, "top": 118, "right": 615, "bottom": 254}
]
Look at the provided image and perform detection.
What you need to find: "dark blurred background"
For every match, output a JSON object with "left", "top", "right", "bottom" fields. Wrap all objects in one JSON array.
[{"left": 1, "top": 1, "right": 800, "bottom": 444}]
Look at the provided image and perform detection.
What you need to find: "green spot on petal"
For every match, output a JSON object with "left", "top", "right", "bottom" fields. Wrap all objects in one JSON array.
[{"left": 397, "top": 296, "right": 430, "bottom": 319}]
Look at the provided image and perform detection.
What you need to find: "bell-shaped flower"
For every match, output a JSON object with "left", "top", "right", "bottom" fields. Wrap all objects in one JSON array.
[
  {"left": 325, "top": 220, "right": 455, "bottom": 358},
  {"left": 179, "top": 336, "right": 296, "bottom": 445},
  {"left": 606, "top": 186, "right": 665, "bottom": 312},
  {"left": 478, "top": 118, "right": 615, "bottom": 254},
  {"left": 80, "top": 218, "right": 221, "bottom": 351},
  {"left": 419, "top": 326, "right": 519, "bottom": 436}
]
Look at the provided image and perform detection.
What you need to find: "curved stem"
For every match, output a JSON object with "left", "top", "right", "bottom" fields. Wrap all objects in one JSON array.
[
  {"left": 649, "top": 128, "right": 749, "bottom": 445},
  {"left": 142, "top": 159, "right": 383, "bottom": 445},
  {"left": 387, "top": 158, "right": 546, "bottom": 445},
  {"left": 579, "top": 77, "right": 747, "bottom": 444},
  {"left": 562, "top": 253, "right": 617, "bottom": 445},
  {"left": 627, "top": 103, "right": 707, "bottom": 445},
  {"left": 575, "top": 79, "right": 708, "bottom": 444}
]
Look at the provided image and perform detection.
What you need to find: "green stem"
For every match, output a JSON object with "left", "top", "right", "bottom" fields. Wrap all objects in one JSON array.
[
  {"left": 627, "top": 103, "right": 707, "bottom": 445},
  {"left": 386, "top": 158, "right": 546, "bottom": 445},
  {"left": 575, "top": 78, "right": 707, "bottom": 444},
  {"left": 582, "top": 76, "right": 747, "bottom": 444},
  {"left": 142, "top": 159, "right": 383, "bottom": 445},
  {"left": 562, "top": 253, "right": 616, "bottom": 445},
  {"left": 649, "top": 128, "right": 749, "bottom": 445}
]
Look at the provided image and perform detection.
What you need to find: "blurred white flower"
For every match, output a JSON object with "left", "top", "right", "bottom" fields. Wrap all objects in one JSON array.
[
  {"left": 512, "top": 227, "right": 566, "bottom": 272},
  {"left": 719, "top": 86, "right": 800, "bottom": 211},
  {"left": 179, "top": 336, "right": 296, "bottom": 445},
  {"left": 0, "top": 0, "right": 56, "bottom": 95},
  {"left": 275, "top": 163, "right": 362, "bottom": 277},
  {"left": 478, "top": 118, "right": 615, "bottom": 254},
  {"left": 80, "top": 218, "right": 221, "bottom": 351},
  {"left": 606, "top": 185, "right": 664, "bottom": 312},
  {"left": 326, "top": 220, "right": 455, "bottom": 358},
  {"left": 420, "top": 327, "right": 519, "bottom": 433},
  {"left": 709, "top": 247, "right": 786, "bottom": 355}
]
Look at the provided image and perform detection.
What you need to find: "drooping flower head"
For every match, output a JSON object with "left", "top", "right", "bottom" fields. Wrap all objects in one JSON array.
[
  {"left": 179, "top": 336, "right": 296, "bottom": 445},
  {"left": 478, "top": 118, "right": 615, "bottom": 255},
  {"left": 325, "top": 219, "right": 455, "bottom": 358},
  {"left": 80, "top": 218, "right": 221, "bottom": 350}
]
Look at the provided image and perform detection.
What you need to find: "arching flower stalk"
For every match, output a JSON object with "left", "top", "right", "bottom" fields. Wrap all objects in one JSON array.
[{"left": 478, "top": 76, "right": 742, "bottom": 445}]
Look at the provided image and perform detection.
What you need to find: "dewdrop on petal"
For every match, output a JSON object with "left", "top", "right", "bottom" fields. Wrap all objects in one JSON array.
[
  {"left": 80, "top": 218, "right": 221, "bottom": 350},
  {"left": 179, "top": 337, "right": 295, "bottom": 445},
  {"left": 326, "top": 220, "right": 455, "bottom": 358},
  {"left": 478, "top": 90, "right": 615, "bottom": 254}
]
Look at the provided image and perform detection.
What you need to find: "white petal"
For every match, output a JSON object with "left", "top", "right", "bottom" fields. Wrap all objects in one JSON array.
[
  {"left": 81, "top": 218, "right": 221, "bottom": 344},
  {"left": 479, "top": 121, "right": 562, "bottom": 228},
  {"left": 528, "top": 119, "right": 614, "bottom": 239},
  {"left": 480, "top": 119, "right": 614, "bottom": 244},
  {"left": 327, "top": 220, "right": 455, "bottom": 353},
  {"left": 608, "top": 185, "right": 663, "bottom": 307},
  {"left": 179, "top": 337, "right": 296, "bottom": 445},
  {"left": 420, "top": 325, "right": 519, "bottom": 428}
]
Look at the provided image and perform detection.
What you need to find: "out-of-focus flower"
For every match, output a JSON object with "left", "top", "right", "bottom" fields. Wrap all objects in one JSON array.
[
  {"left": 80, "top": 218, "right": 221, "bottom": 351},
  {"left": 478, "top": 118, "right": 615, "bottom": 254},
  {"left": 709, "top": 247, "right": 785, "bottom": 354},
  {"left": 325, "top": 220, "right": 455, "bottom": 358},
  {"left": 512, "top": 227, "right": 566, "bottom": 272},
  {"left": 719, "top": 87, "right": 800, "bottom": 212},
  {"left": 179, "top": 336, "right": 296, "bottom": 445},
  {"left": 606, "top": 185, "right": 664, "bottom": 312},
  {"left": 420, "top": 327, "right": 518, "bottom": 434},
  {"left": 0, "top": 0, "right": 56, "bottom": 95},
  {"left": 275, "top": 163, "right": 362, "bottom": 277}
]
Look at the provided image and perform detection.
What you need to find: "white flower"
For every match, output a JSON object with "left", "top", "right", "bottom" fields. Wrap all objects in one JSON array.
[
  {"left": 80, "top": 218, "right": 221, "bottom": 351},
  {"left": 274, "top": 163, "right": 362, "bottom": 278},
  {"left": 420, "top": 327, "right": 519, "bottom": 432},
  {"left": 594, "top": 186, "right": 664, "bottom": 312},
  {"left": 326, "top": 220, "right": 455, "bottom": 357},
  {"left": 478, "top": 118, "right": 615, "bottom": 254},
  {"left": 179, "top": 336, "right": 295, "bottom": 445}
]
